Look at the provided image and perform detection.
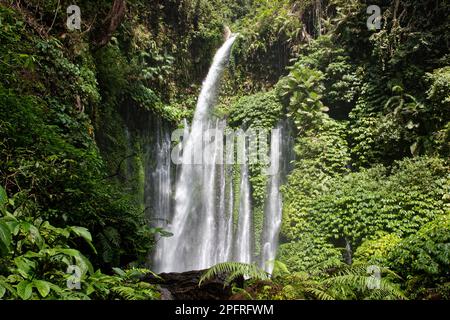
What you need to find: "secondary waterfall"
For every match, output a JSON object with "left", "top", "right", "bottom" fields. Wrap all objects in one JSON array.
[
  {"left": 260, "top": 125, "right": 282, "bottom": 273},
  {"left": 151, "top": 35, "right": 294, "bottom": 273},
  {"left": 234, "top": 141, "right": 252, "bottom": 263},
  {"left": 147, "top": 118, "right": 173, "bottom": 272}
]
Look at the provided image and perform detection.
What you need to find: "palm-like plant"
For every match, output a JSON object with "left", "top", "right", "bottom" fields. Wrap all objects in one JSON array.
[
  {"left": 201, "top": 260, "right": 406, "bottom": 300},
  {"left": 316, "top": 261, "right": 406, "bottom": 300}
]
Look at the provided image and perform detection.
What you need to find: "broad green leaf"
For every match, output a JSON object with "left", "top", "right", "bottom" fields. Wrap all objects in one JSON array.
[
  {"left": 40, "top": 221, "right": 70, "bottom": 238},
  {"left": 17, "top": 280, "right": 33, "bottom": 300},
  {"left": 0, "top": 186, "right": 7, "bottom": 214},
  {"left": 69, "top": 226, "right": 92, "bottom": 242},
  {"left": 0, "top": 221, "right": 12, "bottom": 256},
  {"left": 6, "top": 220, "right": 20, "bottom": 236},
  {"left": 112, "top": 267, "right": 126, "bottom": 277},
  {"left": 33, "top": 280, "right": 51, "bottom": 298},
  {"left": 14, "top": 256, "right": 36, "bottom": 278},
  {"left": 56, "top": 248, "right": 94, "bottom": 275},
  {"left": 69, "top": 226, "right": 97, "bottom": 253},
  {"left": 0, "top": 285, "right": 6, "bottom": 298},
  {"left": 75, "top": 253, "right": 94, "bottom": 275},
  {"left": 0, "top": 276, "right": 15, "bottom": 298}
]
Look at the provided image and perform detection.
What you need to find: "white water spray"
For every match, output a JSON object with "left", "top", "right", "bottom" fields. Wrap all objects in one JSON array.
[
  {"left": 152, "top": 35, "right": 294, "bottom": 274},
  {"left": 158, "top": 35, "right": 237, "bottom": 272}
]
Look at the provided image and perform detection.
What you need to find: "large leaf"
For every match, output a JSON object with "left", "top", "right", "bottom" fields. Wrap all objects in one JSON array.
[
  {"left": 69, "top": 226, "right": 92, "bottom": 242},
  {"left": 69, "top": 226, "right": 97, "bottom": 253},
  {"left": 33, "top": 280, "right": 51, "bottom": 298},
  {"left": 20, "top": 221, "right": 44, "bottom": 248},
  {"left": 0, "top": 186, "right": 7, "bottom": 214},
  {"left": 0, "top": 220, "right": 12, "bottom": 256},
  {"left": 16, "top": 280, "right": 33, "bottom": 300},
  {"left": 57, "top": 248, "right": 94, "bottom": 275},
  {"left": 14, "top": 256, "right": 36, "bottom": 278},
  {"left": 112, "top": 267, "right": 126, "bottom": 277},
  {"left": 40, "top": 221, "right": 70, "bottom": 238},
  {"left": 0, "top": 285, "right": 6, "bottom": 298},
  {"left": 75, "top": 252, "right": 94, "bottom": 275},
  {"left": 0, "top": 276, "right": 16, "bottom": 298}
]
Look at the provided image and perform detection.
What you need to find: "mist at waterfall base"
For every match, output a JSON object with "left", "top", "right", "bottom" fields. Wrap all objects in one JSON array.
[{"left": 149, "top": 36, "right": 293, "bottom": 274}]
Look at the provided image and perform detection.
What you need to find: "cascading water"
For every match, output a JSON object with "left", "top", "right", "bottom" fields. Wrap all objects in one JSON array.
[
  {"left": 223, "top": 166, "right": 234, "bottom": 262},
  {"left": 260, "top": 126, "right": 282, "bottom": 273},
  {"left": 151, "top": 34, "right": 295, "bottom": 274},
  {"left": 145, "top": 118, "right": 173, "bottom": 272},
  {"left": 260, "top": 121, "right": 295, "bottom": 272},
  {"left": 158, "top": 35, "right": 238, "bottom": 272},
  {"left": 234, "top": 140, "right": 252, "bottom": 263}
]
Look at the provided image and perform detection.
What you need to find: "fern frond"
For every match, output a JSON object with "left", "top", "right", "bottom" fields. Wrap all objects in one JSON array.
[
  {"left": 113, "top": 286, "right": 140, "bottom": 300},
  {"left": 199, "top": 262, "right": 269, "bottom": 287},
  {"left": 323, "top": 274, "right": 406, "bottom": 300},
  {"left": 304, "top": 287, "right": 335, "bottom": 300}
]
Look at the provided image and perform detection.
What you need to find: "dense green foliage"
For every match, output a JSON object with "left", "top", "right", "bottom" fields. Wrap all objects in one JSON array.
[
  {"left": 0, "top": 0, "right": 228, "bottom": 299},
  {"left": 225, "top": 90, "right": 284, "bottom": 256},
  {"left": 0, "top": 6, "right": 157, "bottom": 271},
  {"left": 284, "top": 157, "right": 448, "bottom": 246},
  {"left": 1, "top": 0, "right": 449, "bottom": 300},
  {"left": 213, "top": 0, "right": 450, "bottom": 300},
  {"left": 0, "top": 185, "right": 159, "bottom": 299},
  {"left": 271, "top": 0, "right": 450, "bottom": 300}
]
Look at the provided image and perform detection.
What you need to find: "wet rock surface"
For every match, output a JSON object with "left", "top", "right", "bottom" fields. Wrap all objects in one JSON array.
[{"left": 143, "top": 269, "right": 241, "bottom": 300}]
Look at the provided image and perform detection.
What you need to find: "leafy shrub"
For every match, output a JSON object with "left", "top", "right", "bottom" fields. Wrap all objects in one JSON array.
[
  {"left": 309, "top": 157, "right": 448, "bottom": 248},
  {"left": 282, "top": 156, "right": 448, "bottom": 267},
  {"left": 228, "top": 90, "right": 283, "bottom": 129},
  {"left": 277, "top": 65, "right": 328, "bottom": 133},
  {"left": 354, "top": 232, "right": 402, "bottom": 266},
  {"left": 0, "top": 186, "right": 159, "bottom": 300},
  {"left": 281, "top": 118, "right": 350, "bottom": 241},
  {"left": 0, "top": 75, "right": 152, "bottom": 269},
  {"left": 388, "top": 215, "right": 450, "bottom": 299},
  {"left": 277, "top": 237, "right": 342, "bottom": 273}
]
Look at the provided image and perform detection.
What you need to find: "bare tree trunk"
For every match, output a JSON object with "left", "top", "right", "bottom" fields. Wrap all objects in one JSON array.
[{"left": 93, "top": 0, "right": 127, "bottom": 49}]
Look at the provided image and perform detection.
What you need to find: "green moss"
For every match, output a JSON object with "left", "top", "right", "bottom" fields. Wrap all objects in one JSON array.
[
  {"left": 131, "top": 141, "right": 146, "bottom": 211},
  {"left": 232, "top": 162, "right": 242, "bottom": 229},
  {"left": 252, "top": 205, "right": 264, "bottom": 258},
  {"left": 277, "top": 237, "right": 342, "bottom": 273},
  {"left": 354, "top": 232, "right": 402, "bottom": 266},
  {"left": 228, "top": 91, "right": 283, "bottom": 129}
]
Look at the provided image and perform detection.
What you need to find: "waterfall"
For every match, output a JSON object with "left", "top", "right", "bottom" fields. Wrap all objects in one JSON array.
[
  {"left": 146, "top": 118, "right": 173, "bottom": 272},
  {"left": 151, "top": 35, "right": 295, "bottom": 274},
  {"left": 234, "top": 140, "right": 252, "bottom": 263},
  {"left": 260, "top": 121, "right": 295, "bottom": 272},
  {"left": 158, "top": 35, "right": 238, "bottom": 272},
  {"left": 260, "top": 126, "right": 282, "bottom": 273},
  {"left": 223, "top": 166, "right": 234, "bottom": 261}
]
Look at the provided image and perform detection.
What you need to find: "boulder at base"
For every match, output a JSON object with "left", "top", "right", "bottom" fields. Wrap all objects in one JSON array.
[{"left": 143, "top": 269, "right": 242, "bottom": 300}]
